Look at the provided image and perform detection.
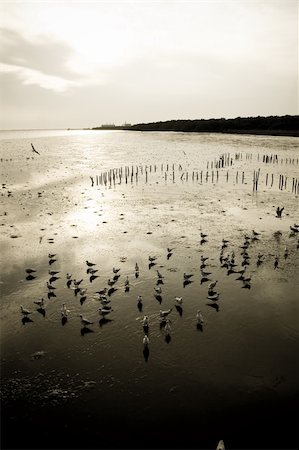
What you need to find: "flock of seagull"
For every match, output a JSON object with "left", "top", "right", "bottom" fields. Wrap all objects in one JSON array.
[{"left": 20, "top": 223, "right": 299, "bottom": 352}]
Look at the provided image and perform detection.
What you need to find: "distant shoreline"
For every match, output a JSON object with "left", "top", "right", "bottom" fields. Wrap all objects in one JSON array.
[{"left": 126, "top": 115, "right": 299, "bottom": 137}]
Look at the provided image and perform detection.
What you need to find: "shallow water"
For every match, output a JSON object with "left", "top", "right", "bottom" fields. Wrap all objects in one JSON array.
[{"left": 0, "top": 130, "right": 298, "bottom": 449}]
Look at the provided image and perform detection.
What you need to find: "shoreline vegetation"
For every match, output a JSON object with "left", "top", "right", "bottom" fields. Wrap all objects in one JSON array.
[{"left": 91, "top": 115, "right": 298, "bottom": 136}]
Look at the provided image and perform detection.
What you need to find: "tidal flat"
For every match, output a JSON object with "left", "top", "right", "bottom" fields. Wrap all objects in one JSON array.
[{"left": 0, "top": 130, "right": 298, "bottom": 449}]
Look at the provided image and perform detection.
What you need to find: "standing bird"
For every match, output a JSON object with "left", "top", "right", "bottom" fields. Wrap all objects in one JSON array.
[
  {"left": 196, "top": 310, "right": 204, "bottom": 325},
  {"left": 208, "top": 280, "right": 218, "bottom": 294},
  {"left": 79, "top": 314, "right": 93, "bottom": 327},
  {"left": 86, "top": 260, "right": 96, "bottom": 267},
  {"left": 175, "top": 296, "right": 183, "bottom": 305},
  {"left": 164, "top": 319, "right": 171, "bottom": 335},
  {"left": 20, "top": 305, "right": 32, "bottom": 316},
  {"left": 61, "top": 303, "right": 69, "bottom": 317},
  {"left": 143, "top": 335, "right": 150, "bottom": 347},
  {"left": 160, "top": 308, "right": 172, "bottom": 319},
  {"left": 34, "top": 298, "right": 44, "bottom": 308},
  {"left": 274, "top": 255, "right": 279, "bottom": 269},
  {"left": 142, "top": 315, "right": 149, "bottom": 328}
]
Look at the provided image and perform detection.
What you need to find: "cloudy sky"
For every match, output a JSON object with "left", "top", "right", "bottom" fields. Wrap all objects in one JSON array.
[{"left": 0, "top": 0, "right": 297, "bottom": 129}]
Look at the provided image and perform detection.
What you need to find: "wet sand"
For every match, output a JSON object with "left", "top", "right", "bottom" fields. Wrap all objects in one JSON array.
[{"left": 0, "top": 130, "right": 298, "bottom": 449}]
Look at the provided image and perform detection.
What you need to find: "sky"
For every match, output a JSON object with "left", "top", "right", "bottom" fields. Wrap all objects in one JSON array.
[{"left": 0, "top": 0, "right": 298, "bottom": 129}]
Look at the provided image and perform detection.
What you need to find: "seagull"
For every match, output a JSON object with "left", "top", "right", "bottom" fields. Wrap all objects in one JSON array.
[
  {"left": 160, "top": 308, "right": 173, "bottom": 319},
  {"left": 99, "top": 307, "right": 112, "bottom": 316},
  {"left": 26, "top": 268, "right": 36, "bottom": 274},
  {"left": 48, "top": 253, "right": 56, "bottom": 258},
  {"left": 135, "top": 263, "right": 139, "bottom": 272},
  {"left": 137, "top": 295, "right": 143, "bottom": 303},
  {"left": 34, "top": 298, "right": 44, "bottom": 308},
  {"left": 156, "top": 270, "right": 164, "bottom": 279},
  {"left": 274, "top": 255, "right": 279, "bottom": 269},
  {"left": 207, "top": 292, "right": 220, "bottom": 300},
  {"left": 252, "top": 230, "right": 260, "bottom": 237},
  {"left": 20, "top": 305, "right": 32, "bottom": 315},
  {"left": 175, "top": 296, "right": 183, "bottom": 305},
  {"left": 149, "top": 256, "right": 157, "bottom": 262},
  {"left": 216, "top": 439, "right": 225, "bottom": 450},
  {"left": 142, "top": 315, "right": 149, "bottom": 327},
  {"left": 167, "top": 247, "right": 174, "bottom": 253},
  {"left": 61, "top": 303, "right": 69, "bottom": 317},
  {"left": 200, "top": 232, "right": 208, "bottom": 239},
  {"left": 100, "top": 297, "right": 110, "bottom": 306},
  {"left": 201, "top": 256, "right": 209, "bottom": 262},
  {"left": 79, "top": 314, "right": 93, "bottom": 326},
  {"left": 154, "top": 286, "right": 162, "bottom": 294},
  {"left": 31, "top": 143, "right": 40, "bottom": 155},
  {"left": 86, "top": 260, "right": 96, "bottom": 267},
  {"left": 284, "top": 247, "right": 289, "bottom": 258},
  {"left": 196, "top": 310, "right": 204, "bottom": 325},
  {"left": 49, "top": 270, "right": 59, "bottom": 276},
  {"left": 96, "top": 288, "right": 107, "bottom": 295},
  {"left": 47, "top": 282, "right": 56, "bottom": 290},
  {"left": 143, "top": 335, "right": 150, "bottom": 347},
  {"left": 164, "top": 319, "right": 171, "bottom": 335},
  {"left": 113, "top": 267, "right": 120, "bottom": 273},
  {"left": 183, "top": 272, "right": 194, "bottom": 280},
  {"left": 66, "top": 273, "right": 72, "bottom": 280},
  {"left": 208, "top": 280, "right": 218, "bottom": 292},
  {"left": 125, "top": 276, "right": 130, "bottom": 286}
]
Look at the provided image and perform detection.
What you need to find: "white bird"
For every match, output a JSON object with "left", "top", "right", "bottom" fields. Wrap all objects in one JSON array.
[
  {"left": 216, "top": 439, "right": 225, "bottom": 450},
  {"left": 98, "top": 307, "right": 112, "bottom": 316},
  {"left": 61, "top": 303, "right": 69, "bottom": 317},
  {"left": 142, "top": 315, "right": 149, "bottom": 327},
  {"left": 20, "top": 305, "right": 32, "bottom": 315},
  {"left": 196, "top": 310, "right": 204, "bottom": 325},
  {"left": 207, "top": 292, "right": 220, "bottom": 301},
  {"left": 164, "top": 319, "right": 171, "bottom": 335},
  {"left": 137, "top": 295, "right": 143, "bottom": 303},
  {"left": 154, "top": 286, "right": 162, "bottom": 294},
  {"left": 66, "top": 273, "right": 72, "bottom": 280},
  {"left": 208, "top": 280, "right": 218, "bottom": 291},
  {"left": 100, "top": 297, "right": 110, "bottom": 306},
  {"left": 160, "top": 308, "right": 173, "bottom": 319},
  {"left": 175, "top": 296, "right": 183, "bottom": 305},
  {"left": 143, "top": 335, "right": 149, "bottom": 347},
  {"left": 79, "top": 314, "right": 93, "bottom": 326},
  {"left": 34, "top": 298, "right": 44, "bottom": 308}
]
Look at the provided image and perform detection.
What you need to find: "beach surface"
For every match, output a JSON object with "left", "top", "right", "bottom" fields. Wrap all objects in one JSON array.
[{"left": 0, "top": 130, "right": 298, "bottom": 449}]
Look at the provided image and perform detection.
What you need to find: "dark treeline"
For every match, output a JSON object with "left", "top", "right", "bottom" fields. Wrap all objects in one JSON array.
[{"left": 127, "top": 115, "right": 299, "bottom": 136}]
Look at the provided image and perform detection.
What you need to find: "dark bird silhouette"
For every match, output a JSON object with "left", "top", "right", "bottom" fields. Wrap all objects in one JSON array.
[{"left": 31, "top": 143, "right": 40, "bottom": 155}]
